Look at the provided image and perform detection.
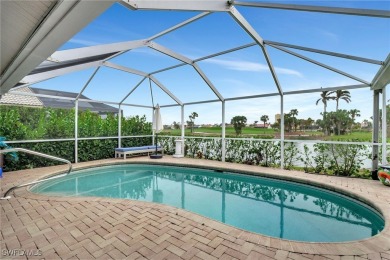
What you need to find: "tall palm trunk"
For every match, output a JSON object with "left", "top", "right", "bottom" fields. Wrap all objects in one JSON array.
[
  {"left": 336, "top": 100, "right": 340, "bottom": 135},
  {"left": 323, "top": 103, "right": 327, "bottom": 135}
]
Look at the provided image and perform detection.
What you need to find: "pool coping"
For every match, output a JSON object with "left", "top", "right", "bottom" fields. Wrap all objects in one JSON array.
[{"left": 2, "top": 156, "right": 390, "bottom": 257}]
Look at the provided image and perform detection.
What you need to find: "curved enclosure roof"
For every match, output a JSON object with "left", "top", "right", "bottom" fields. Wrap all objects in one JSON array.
[{"left": 1, "top": 0, "right": 389, "bottom": 109}]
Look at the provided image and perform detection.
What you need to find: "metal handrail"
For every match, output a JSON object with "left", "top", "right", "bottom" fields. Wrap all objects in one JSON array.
[{"left": 0, "top": 148, "right": 72, "bottom": 199}]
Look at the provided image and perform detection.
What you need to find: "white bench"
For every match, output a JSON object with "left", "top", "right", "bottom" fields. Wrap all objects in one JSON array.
[{"left": 115, "top": 145, "right": 163, "bottom": 159}]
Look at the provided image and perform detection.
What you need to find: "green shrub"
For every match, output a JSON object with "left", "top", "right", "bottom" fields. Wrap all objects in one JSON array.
[{"left": 0, "top": 105, "right": 152, "bottom": 171}]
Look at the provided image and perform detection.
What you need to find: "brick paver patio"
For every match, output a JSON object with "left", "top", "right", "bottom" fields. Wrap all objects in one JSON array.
[{"left": 1, "top": 157, "right": 389, "bottom": 259}]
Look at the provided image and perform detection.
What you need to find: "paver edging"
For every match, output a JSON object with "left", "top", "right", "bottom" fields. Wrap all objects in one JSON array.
[{"left": 3, "top": 157, "right": 390, "bottom": 256}]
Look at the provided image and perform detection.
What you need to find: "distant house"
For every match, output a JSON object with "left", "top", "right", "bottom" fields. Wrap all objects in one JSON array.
[
  {"left": 0, "top": 87, "right": 119, "bottom": 117},
  {"left": 254, "top": 123, "right": 271, "bottom": 129}
]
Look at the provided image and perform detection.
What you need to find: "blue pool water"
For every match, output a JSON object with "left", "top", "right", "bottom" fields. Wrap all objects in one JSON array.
[{"left": 31, "top": 164, "right": 384, "bottom": 242}]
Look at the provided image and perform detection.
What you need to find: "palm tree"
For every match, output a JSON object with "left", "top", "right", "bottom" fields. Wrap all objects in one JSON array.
[
  {"left": 316, "top": 91, "right": 334, "bottom": 135},
  {"left": 331, "top": 90, "right": 351, "bottom": 135},
  {"left": 306, "top": 117, "right": 314, "bottom": 131},
  {"left": 348, "top": 109, "right": 361, "bottom": 133},
  {"left": 332, "top": 90, "right": 351, "bottom": 111},
  {"left": 290, "top": 109, "right": 298, "bottom": 131},
  {"left": 188, "top": 112, "right": 198, "bottom": 133},
  {"left": 260, "top": 115, "right": 269, "bottom": 128}
]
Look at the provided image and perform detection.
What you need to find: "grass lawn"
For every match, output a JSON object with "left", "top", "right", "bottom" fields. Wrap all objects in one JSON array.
[
  {"left": 162, "top": 127, "right": 390, "bottom": 142},
  {"left": 324, "top": 131, "right": 390, "bottom": 142},
  {"left": 162, "top": 127, "right": 276, "bottom": 137}
]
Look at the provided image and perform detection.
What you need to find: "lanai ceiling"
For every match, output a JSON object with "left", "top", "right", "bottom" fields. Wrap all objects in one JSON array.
[{"left": 1, "top": 0, "right": 389, "bottom": 104}]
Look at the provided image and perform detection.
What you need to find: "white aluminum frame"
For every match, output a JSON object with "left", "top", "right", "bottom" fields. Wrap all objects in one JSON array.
[{"left": 2, "top": 0, "right": 388, "bottom": 171}]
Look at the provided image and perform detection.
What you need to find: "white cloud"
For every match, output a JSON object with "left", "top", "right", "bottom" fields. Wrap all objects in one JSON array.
[
  {"left": 68, "top": 38, "right": 102, "bottom": 46},
  {"left": 205, "top": 58, "right": 303, "bottom": 77},
  {"left": 319, "top": 30, "right": 339, "bottom": 43}
]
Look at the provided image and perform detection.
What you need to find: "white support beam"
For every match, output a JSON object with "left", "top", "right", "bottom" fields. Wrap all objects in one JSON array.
[
  {"left": 194, "top": 43, "right": 257, "bottom": 62},
  {"left": 229, "top": 7, "right": 283, "bottom": 95},
  {"left": 262, "top": 46, "right": 283, "bottom": 95},
  {"left": 120, "top": 77, "right": 147, "bottom": 104},
  {"left": 97, "top": 60, "right": 182, "bottom": 106},
  {"left": 371, "top": 54, "right": 390, "bottom": 90},
  {"left": 20, "top": 41, "right": 146, "bottom": 84},
  {"left": 11, "top": 81, "right": 48, "bottom": 92},
  {"left": 192, "top": 63, "right": 224, "bottom": 101},
  {"left": 280, "top": 95, "right": 284, "bottom": 169},
  {"left": 49, "top": 40, "right": 147, "bottom": 62},
  {"left": 382, "top": 88, "right": 387, "bottom": 165},
  {"left": 78, "top": 98, "right": 143, "bottom": 106},
  {"left": 284, "top": 84, "right": 369, "bottom": 95},
  {"left": 226, "top": 92, "right": 280, "bottom": 101},
  {"left": 184, "top": 99, "right": 220, "bottom": 106},
  {"left": 160, "top": 104, "right": 181, "bottom": 108},
  {"left": 269, "top": 44, "right": 371, "bottom": 85},
  {"left": 150, "top": 63, "right": 187, "bottom": 75},
  {"left": 264, "top": 40, "right": 384, "bottom": 65},
  {"left": 152, "top": 108, "right": 155, "bottom": 145},
  {"left": 181, "top": 105, "right": 185, "bottom": 153},
  {"left": 148, "top": 42, "right": 192, "bottom": 64},
  {"left": 148, "top": 43, "right": 226, "bottom": 101},
  {"left": 8, "top": 91, "right": 78, "bottom": 101},
  {"left": 118, "top": 104, "right": 122, "bottom": 148},
  {"left": 8, "top": 90, "right": 153, "bottom": 108},
  {"left": 148, "top": 42, "right": 226, "bottom": 101},
  {"left": 160, "top": 83, "right": 369, "bottom": 106},
  {"left": 222, "top": 101, "right": 226, "bottom": 162},
  {"left": 103, "top": 50, "right": 130, "bottom": 62},
  {"left": 148, "top": 77, "right": 155, "bottom": 107},
  {"left": 234, "top": 1, "right": 390, "bottom": 18},
  {"left": 148, "top": 12, "right": 211, "bottom": 41},
  {"left": 120, "top": 103, "right": 153, "bottom": 109},
  {"left": 223, "top": 84, "right": 369, "bottom": 102},
  {"left": 104, "top": 61, "right": 148, "bottom": 77},
  {"left": 76, "top": 66, "right": 101, "bottom": 100},
  {"left": 151, "top": 43, "right": 257, "bottom": 75},
  {"left": 75, "top": 100, "right": 79, "bottom": 163},
  {"left": 372, "top": 90, "right": 380, "bottom": 179},
  {"left": 149, "top": 75, "right": 183, "bottom": 105},
  {"left": 0, "top": 0, "right": 116, "bottom": 94},
  {"left": 229, "top": 7, "right": 264, "bottom": 46},
  {"left": 120, "top": 0, "right": 230, "bottom": 12},
  {"left": 19, "top": 61, "right": 102, "bottom": 86}
]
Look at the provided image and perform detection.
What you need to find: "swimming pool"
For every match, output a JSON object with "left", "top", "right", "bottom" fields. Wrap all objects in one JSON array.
[{"left": 31, "top": 164, "right": 384, "bottom": 242}]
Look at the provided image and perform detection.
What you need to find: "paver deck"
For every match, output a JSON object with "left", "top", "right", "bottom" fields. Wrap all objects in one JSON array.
[{"left": 1, "top": 156, "right": 390, "bottom": 259}]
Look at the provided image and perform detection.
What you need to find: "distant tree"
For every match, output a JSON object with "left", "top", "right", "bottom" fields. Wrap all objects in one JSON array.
[
  {"left": 231, "top": 116, "right": 247, "bottom": 136},
  {"left": 188, "top": 112, "right": 198, "bottom": 133},
  {"left": 260, "top": 115, "right": 269, "bottom": 127},
  {"left": 361, "top": 119, "right": 372, "bottom": 130},
  {"left": 348, "top": 109, "right": 360, "bottom": 133},
  {"left": 284, "top": 113, "right": 293, "bottom": 132},
  {"left": 331, "top": 90, "right": 351, "bottom": 111},
  {"left": 306, "top": 117, "right": 314, "bottom": 131},
  {"left": 330, "top": 90, "right": 351, "bottom": 135},
  {"left": 327, "top": 110, "right": 351, "bottom": 135},
  {"left": 296, "top": 119, "right": 304, "bottom": 131},
  {"left": 172, "top": 121, "right": 180, "bottom": 129},
  {"left": 316, "top": 91, "right": 335, "bottom": 135},
  {"left": 290, "top": 109, "right": 298, "bottom": 131},
  {"left": 271, "top": 121, "right": 280, "bottom": 130}
]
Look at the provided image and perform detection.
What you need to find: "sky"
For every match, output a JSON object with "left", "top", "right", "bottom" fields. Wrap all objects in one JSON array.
[{"left": 33, "top": 1, "right": 390, "bottom": 125}]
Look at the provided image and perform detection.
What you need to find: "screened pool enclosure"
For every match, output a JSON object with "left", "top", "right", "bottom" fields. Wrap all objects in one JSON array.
[{"left": 1, "top": 0, "right": 389, "bottom": 176}]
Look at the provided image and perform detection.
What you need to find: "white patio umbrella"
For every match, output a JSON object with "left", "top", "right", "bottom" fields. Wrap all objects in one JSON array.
[{"left": 152, "top": 104, "right": 163, "bottom": 156}]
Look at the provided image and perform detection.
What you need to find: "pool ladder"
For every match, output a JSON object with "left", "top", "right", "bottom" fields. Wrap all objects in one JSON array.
[{"left": 0, "top": 148, "right": 72, "bottom": 199}]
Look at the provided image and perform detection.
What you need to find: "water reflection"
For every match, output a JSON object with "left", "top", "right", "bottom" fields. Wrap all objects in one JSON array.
[{"left": 34, "top": 166, "right": 384, "bottom": 242}]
